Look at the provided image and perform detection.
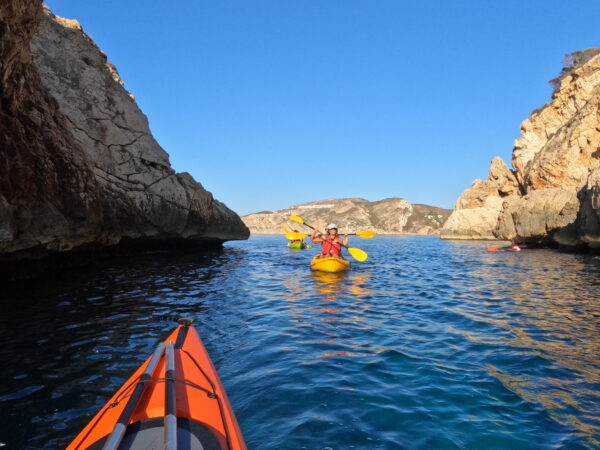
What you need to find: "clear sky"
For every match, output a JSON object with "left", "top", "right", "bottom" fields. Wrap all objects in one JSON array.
[{"left": 45, "top": 0, "right": 599, "bottom": 215}]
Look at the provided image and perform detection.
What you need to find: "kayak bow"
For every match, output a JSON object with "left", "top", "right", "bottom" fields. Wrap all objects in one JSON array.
[{"left": 67, "top": 318, "right": 246, "bottom": 450}]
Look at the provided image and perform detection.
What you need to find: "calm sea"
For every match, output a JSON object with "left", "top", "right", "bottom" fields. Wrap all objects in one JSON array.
[{"left": 0, "top": 235, "right": 599, "bottom": 449}]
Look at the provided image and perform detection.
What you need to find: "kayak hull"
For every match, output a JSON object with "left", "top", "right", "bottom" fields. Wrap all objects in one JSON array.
[
  {"left": 67, "top": 322, "right": 246, "bottom": 450},
  {"left": 310, "top": 255, "right": 350, "bottom": 273}
]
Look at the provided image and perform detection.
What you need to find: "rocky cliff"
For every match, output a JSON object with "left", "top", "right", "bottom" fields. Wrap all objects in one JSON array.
[
  {"left": 441, "top": 48, "right": 600, "bottom": 249},
  {"left": 243, "top": 198, "right": 451, "bottom": 235},
  {"left": 0, "top": 1, "right": 248, "bottom": 279}
]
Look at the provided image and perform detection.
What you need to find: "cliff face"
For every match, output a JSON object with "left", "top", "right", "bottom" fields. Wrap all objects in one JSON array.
[
  {"left": 0, "top": 1, "right": 248, "bottom": 278},
  {"left": 243, "top": 198, "right": 451, "bottom": 235},
  {"left": 441, "top": 49, "right": 600, "bottom": 249}
]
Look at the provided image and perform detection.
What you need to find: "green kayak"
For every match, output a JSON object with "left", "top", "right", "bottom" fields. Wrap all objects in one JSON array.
[{"left": 288, "top": 242, "right": 306, "bottom": 250}]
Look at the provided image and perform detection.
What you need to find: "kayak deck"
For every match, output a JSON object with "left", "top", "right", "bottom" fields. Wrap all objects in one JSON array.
[
  {"left": 310, "top": 255, "right": 350, "bottom": 273},
  {"left": 67, "top": 320, "right": 246, "bottom": 450}
]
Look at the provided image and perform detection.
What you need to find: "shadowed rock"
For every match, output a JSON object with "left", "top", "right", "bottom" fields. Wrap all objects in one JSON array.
[{"left": 0, "top": 1, "right": 248, "bottom": 279}]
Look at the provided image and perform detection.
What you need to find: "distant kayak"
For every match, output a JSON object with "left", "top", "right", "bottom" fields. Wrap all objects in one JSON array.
[
  {"left": 67, "top": 318, "right": 246, "bottom": 450},
  {"left": 288, "top": 242, "right": 306, "bottom": 250},
  {"left": 288, "top": 242, "right": 312, "bottom": 250},
  {"left": 310, "top": 255, "right": 350, "bottom": 273},
  {"left": 487, "top": 245, "right": 522, "bottom": 252}
]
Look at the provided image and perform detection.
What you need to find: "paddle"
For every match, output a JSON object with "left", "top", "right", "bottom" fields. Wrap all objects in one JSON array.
[
  {"left": 350, "top": 230, "right": 376, "bottom": 239},
  {"left": 289, "top": 216, "right": 375, "bottom": 239},
  {"left": 289, "top": 215, "right": 368, "bottom": 262},
  {"left": 343, "top": 246, "right": 368, "bottom": 262},
  {"left": 285, "top": 232, "right": 308, "bottom": 240}
]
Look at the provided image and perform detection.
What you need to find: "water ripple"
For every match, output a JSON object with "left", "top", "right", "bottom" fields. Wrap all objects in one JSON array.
[{"left": 0, "top": 236, "right": 598, "bottom": 448}]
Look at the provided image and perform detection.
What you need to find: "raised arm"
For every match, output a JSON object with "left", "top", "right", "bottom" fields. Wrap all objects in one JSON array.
[{"left": 311, "top": 231, "right": 324, "bottom": 244}]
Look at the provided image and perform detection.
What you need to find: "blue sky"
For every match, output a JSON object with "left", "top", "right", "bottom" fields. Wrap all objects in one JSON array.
[{"left": 45, "top": 0, "right": 600, "bottom": 215}]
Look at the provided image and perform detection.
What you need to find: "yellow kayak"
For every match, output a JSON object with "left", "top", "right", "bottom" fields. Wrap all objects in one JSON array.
[{"left": 310, "top": 255, "right": 350, "bottom": 273}]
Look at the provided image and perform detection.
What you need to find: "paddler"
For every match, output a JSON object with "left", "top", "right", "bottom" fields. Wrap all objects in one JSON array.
[{"left": 311, "top": 223, "right": 348, "bottom": 258}]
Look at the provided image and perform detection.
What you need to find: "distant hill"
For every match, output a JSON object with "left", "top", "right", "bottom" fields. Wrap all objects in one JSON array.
[{"left": 242, "top": 198, "right": 451, "bottom": 235}]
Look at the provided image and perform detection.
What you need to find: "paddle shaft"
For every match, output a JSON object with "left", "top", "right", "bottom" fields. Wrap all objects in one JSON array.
[
  {"left": 294, "top": 219, "right": 352, "bottom": 250},
  {"left": 296, "top": 223, "right": 360, "bottom": 238},
  {"left": 290, "top": 216, "right": 367, "bottom": 261},
  {"left": 289, "top": 216, "right": 373, "bottom": 237}
]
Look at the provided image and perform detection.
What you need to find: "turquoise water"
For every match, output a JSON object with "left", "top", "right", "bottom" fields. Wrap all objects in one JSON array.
[{"left": 0, "top": 235, "right": 599, "bottom": 448}]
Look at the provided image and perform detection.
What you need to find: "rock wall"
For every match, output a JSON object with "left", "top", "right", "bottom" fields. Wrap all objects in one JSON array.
[
  {"left": 0, "top": 1, "right": 248, "bottom": 279},
  {"left": 441, "top": 49, "right": 600, "bottom": 249},
  {"left": 243, "top": 198, "right": 451, "bottom": 235}
]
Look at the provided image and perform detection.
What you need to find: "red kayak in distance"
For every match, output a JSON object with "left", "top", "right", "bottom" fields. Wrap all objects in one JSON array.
[{"left": 487, "top": 245, "right": 523, "bottom": 252}]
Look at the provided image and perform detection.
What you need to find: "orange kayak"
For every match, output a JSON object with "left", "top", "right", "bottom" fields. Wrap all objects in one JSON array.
[{"left": 67, "top": 318, "right": 246, "bottom": 449}]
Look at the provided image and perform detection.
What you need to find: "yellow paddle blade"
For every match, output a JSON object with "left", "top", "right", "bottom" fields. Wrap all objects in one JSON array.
[
  {"left": 347, "top": 247, "right": 368, "bottom": 262},
  {"left": 281, "top": 227, "right": 290, "bottom": 233},
  {"left": 355, "top": 230, "right": 376, "bottom": 239},
  {"left": 289, "top": 215, "right": 304, "bottom": 224},
  {"left": 286, "top": 232, "right": 307, "bottom": 240}
]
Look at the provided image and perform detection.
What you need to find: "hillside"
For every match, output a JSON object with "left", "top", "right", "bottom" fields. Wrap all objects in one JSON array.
[{"left": 243, "top": 198, "right": 451, "bottom": 235}]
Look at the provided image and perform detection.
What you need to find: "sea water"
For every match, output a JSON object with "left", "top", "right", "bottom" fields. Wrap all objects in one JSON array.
[{"left": 0, "top": 236, "right": 598, "bottom": 448}]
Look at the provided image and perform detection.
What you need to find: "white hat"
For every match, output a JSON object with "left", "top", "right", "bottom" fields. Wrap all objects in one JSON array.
[{"left": 326, "top": 223, "right": 338, "bottom": 230}]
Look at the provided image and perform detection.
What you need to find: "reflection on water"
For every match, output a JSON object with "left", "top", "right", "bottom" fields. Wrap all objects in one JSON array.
[
  {"left": 306, "top": 271, "right": 375, "bottom": 358},
  {"left": 0, "top": 236, "right": 599, "bottom": 449},
  {"left": 447, "top": 249, "right": 600, "bottom": 443}
]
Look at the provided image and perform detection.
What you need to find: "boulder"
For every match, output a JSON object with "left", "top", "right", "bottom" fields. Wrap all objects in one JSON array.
[
  {"left": 495, "top": 188, "right": 580, "bottom": 245},
  {"left": 441, "top": 196, "right": 504, "bottom": 240}
]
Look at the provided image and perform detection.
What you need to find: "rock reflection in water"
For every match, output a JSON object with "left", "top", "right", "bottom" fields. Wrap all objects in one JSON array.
[{"left": 447, "top": 249, "right": 600, "bottom": 443}]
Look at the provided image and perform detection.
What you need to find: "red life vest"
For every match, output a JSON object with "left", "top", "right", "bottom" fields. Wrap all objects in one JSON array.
[{"left": 321, "top": 237, "right": 342, "bottom": 256}]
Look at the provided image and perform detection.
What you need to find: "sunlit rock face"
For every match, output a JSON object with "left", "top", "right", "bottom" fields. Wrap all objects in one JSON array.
[
  {"left": 442, "top": 49, "right": 600, "bottom": 248},
  {"left": 0, "top": 1, "right": 248, "bottom": 279},
  {"left": 243, "top": 198, "right": 451, "bottom": 235}
]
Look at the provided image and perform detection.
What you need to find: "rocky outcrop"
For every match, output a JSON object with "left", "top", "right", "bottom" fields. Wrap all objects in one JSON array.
[
  {"left": 578, "top": 166, "right": 600, "bottom": 245},
  {"left": 441, "top": 49, "right": 600, "bottom": 249},
  {"left": 0, "top": 1, "right": 248, "bottom": 279},
  {"left": 243, "top": 198, "right": 451, "bottom": 235}
]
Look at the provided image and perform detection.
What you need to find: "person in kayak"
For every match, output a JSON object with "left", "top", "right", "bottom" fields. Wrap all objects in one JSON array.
[
  {"left": 487, "top": 243, "right": 526, "bottom": 252},
  {"left": 311, "top": 223, "right": 348, "bottom": 258}
]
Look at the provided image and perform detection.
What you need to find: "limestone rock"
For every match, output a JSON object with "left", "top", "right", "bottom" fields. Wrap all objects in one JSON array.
[
  {"left": 513, "top": 51, "right": 600, "bottom": 190},
  {"left": 488, "top": 157, "right": 521, "bottom": 197},
  {"left": 442, "top": 49, "right": 600, "bottom": 249},
  {"left": 441, "top": 157, "right": 517, "bottom": 239},
  {"left": 243, "top": 198, "right": 451, "bottom": 235},
  {"left": 0, "top": 1, "right": 248, "bottom": 279},
  {"left": 441, "top": 196, "right": 505, "bottom": 240},
  {"left": 495, "top": 188, "right": 580, "bottom": 245},
  {"left": 0, "top": 0, "right": 104, "bottom": 256},
  {"left": 578, "top": 167, "right": 600, "bottom": 247}
]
